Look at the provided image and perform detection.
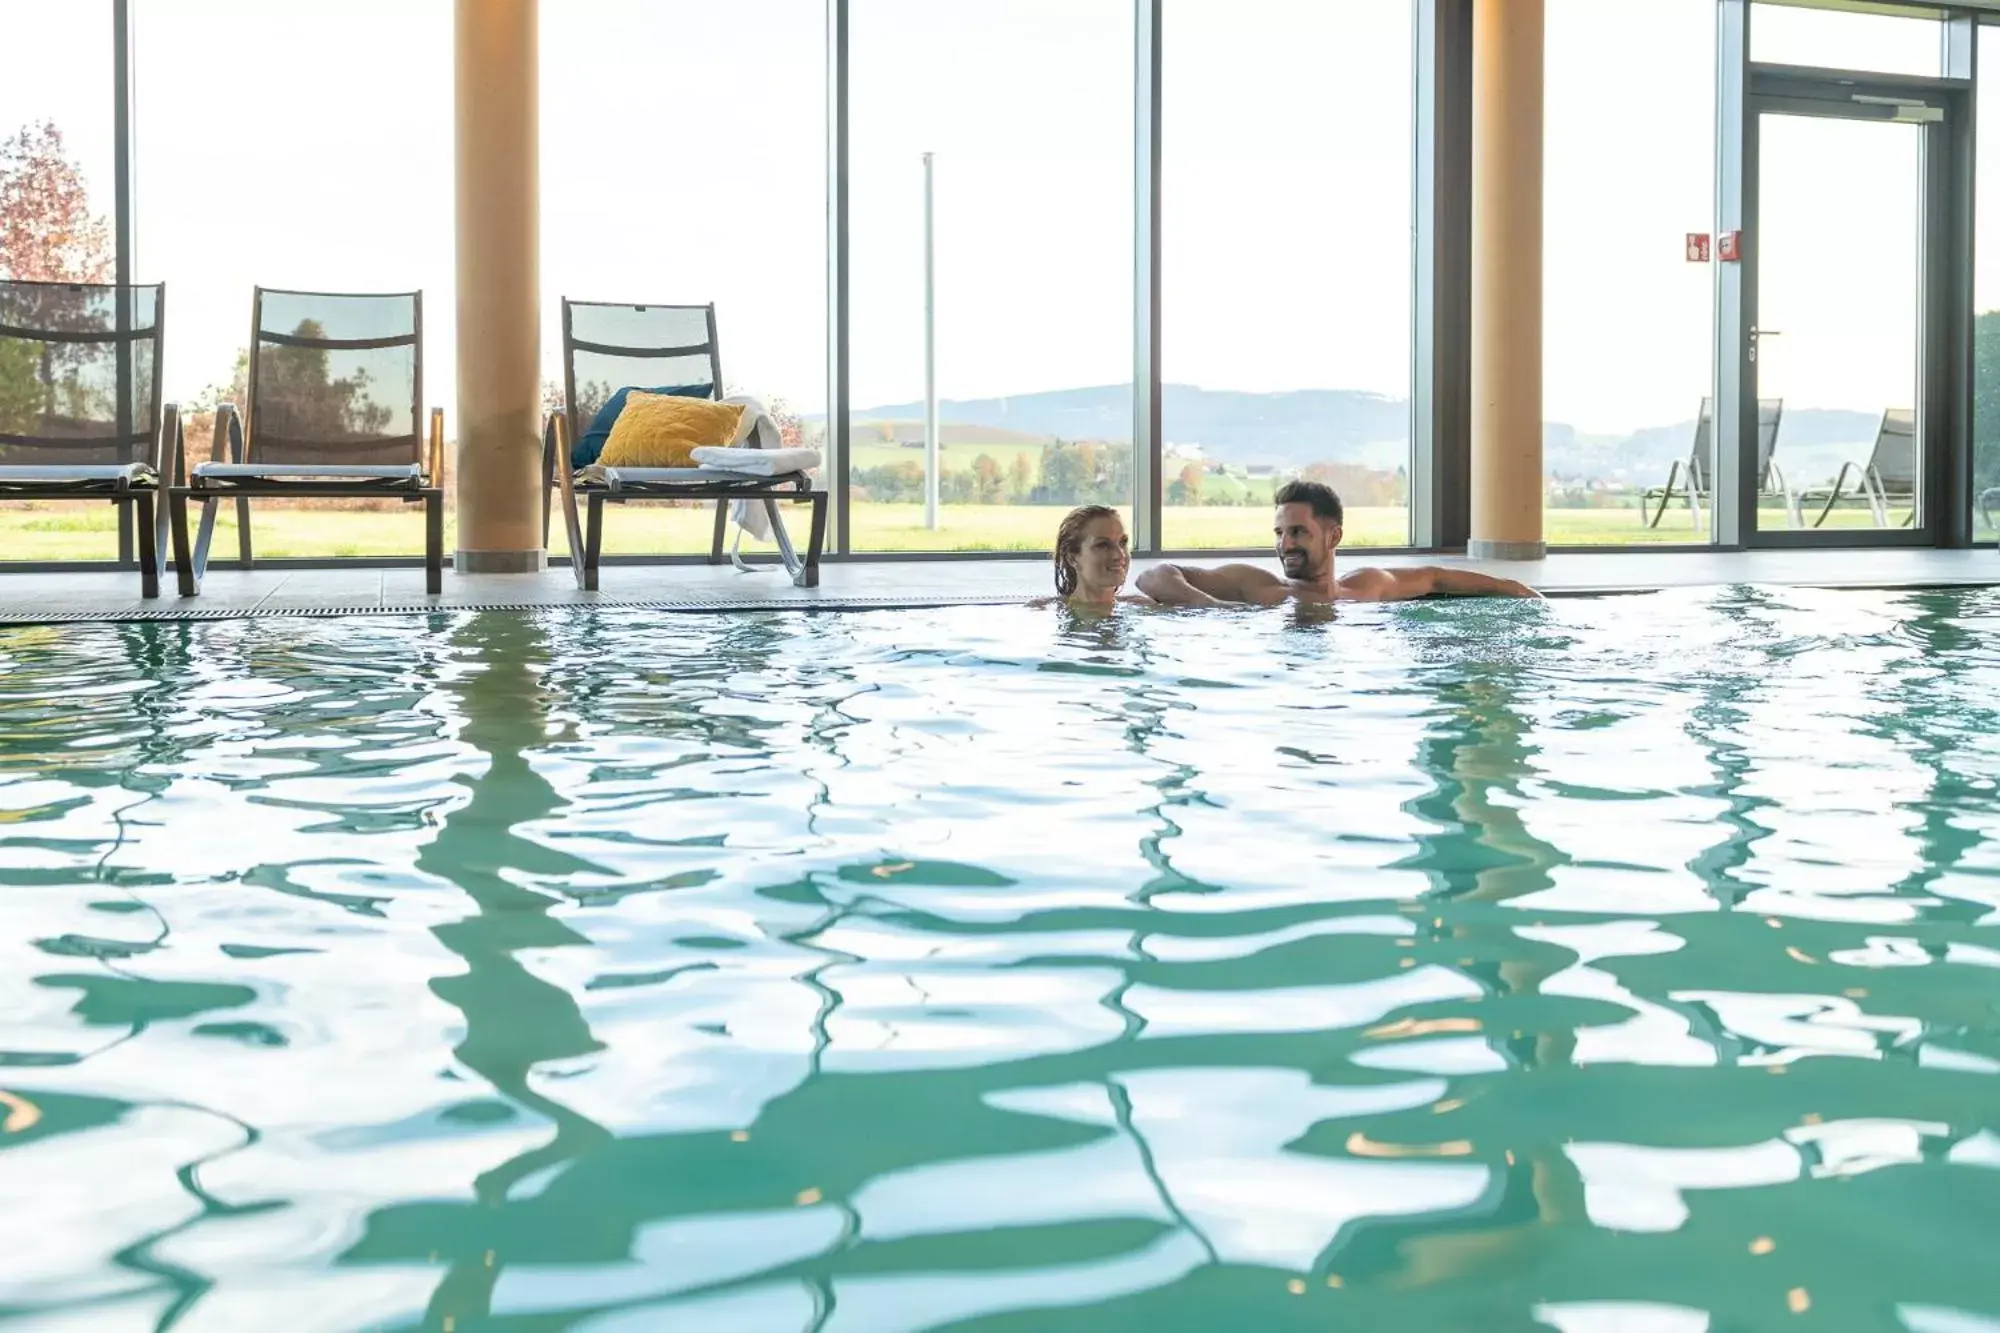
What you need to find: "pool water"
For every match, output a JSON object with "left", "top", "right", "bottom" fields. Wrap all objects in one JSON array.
[{"left": 4, "top": 588, "right": 2000, "bottom": 1332}]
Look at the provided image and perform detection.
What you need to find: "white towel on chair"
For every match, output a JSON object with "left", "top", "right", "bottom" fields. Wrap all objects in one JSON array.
[
  {"left": 691, "top": 445, "right": 821, "bottom": 476},
  {"left": 717, "top": 395, "right": 787, "bottom": 541}
]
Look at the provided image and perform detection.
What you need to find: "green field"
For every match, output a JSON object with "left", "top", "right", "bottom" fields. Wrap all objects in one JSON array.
[{"left": 0, "top": 498, "right": 1923, "bottom": 565}]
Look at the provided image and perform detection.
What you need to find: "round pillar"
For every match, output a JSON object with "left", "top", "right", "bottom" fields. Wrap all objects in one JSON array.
[
  {"left": 453, "top": 0, "right": 545, "bottom": 572},
  {"left": 1469, "top": 0, "right": 1545, "bottom": 562}
]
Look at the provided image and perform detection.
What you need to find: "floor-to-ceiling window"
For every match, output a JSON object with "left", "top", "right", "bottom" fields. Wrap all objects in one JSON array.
[
  {"left": 1544, "top": 0, "right": 1717, "bottom": 547},
  {"left": 132, "top": 0, "right": 453, "bottom": 562},
  {"left": 1975, "top": 22, "right": 2000, "bottom": 542},
  {"left": 541, "top": 0, "right": 825, "bottom": 560},
  {"left": 1161, "top": 0, "right": 1413, "bottom": 552},
  {"left": 16, "top": 1, "right": 2000, "bottom": 575},
  {"left": 0, "top": 1, "right": 119, "bottom": 564},
  {"left": 1745, "top": 3, "right": 1943, "bottom": 541},
  {"left": 1751, "top": 1, "right": 1942, "bottom": 77},
  {"left": 846, "top": 0, "right": 1132, "bottom": 554}
]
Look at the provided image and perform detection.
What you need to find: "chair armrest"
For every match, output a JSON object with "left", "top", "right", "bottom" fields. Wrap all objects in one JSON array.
[
  {"left": 543, "top": 411, "right": 571, "bottom": 468},
  {"left": 553, "top": 415, "right": 576, "bottom": 499},
  {"left": 1796, "top": 462, "right": 1855, "bottom": 501},
  {"left": 1656, "top": 459, "right": 1685, "bottom": 496},
  {"left": 157, "top": 402, "right": 183, "bottom": 482},
  {"left": 546, "top": 413, "right": 576, "bottom": 471},
  {"left": 212, "top": 402, "right": 245, "bottom": 465},
  {"left": 1805, "top": 462, "right": 1859, "bottom": 528},
  {"left": 429, "top": 407, "right": 446, "bottom": 486}
]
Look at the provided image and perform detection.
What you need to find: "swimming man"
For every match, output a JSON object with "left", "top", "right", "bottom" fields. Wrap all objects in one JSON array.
[{"left": 1135, "top": 481, "right": 1540, "bottom": 606}]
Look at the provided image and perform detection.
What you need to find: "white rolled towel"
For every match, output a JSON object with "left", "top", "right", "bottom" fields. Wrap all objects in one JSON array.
[
  {"left": 712, "top": 396, "right": 818, "bottom": 543},
  {"left": 691, "top": 445, "right": 821, "bottom": 476}
]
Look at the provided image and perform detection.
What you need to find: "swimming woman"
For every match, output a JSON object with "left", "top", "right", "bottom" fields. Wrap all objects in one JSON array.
[{"left": 1044, "top": 505, "right": 1148, "bottom": 611}]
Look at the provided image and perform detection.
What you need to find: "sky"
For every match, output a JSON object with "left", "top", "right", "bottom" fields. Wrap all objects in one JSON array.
[{"left": 0, "top": 0, "right": 1984, "bottom": 443}]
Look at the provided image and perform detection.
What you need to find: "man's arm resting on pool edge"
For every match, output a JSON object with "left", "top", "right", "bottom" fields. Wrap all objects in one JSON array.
[
  {"left": 1135, "top": 562, "right": 1283, "bottom": 607},
  {"left": 1341, "top": 566, "right": 1542, "bottom": 601}
]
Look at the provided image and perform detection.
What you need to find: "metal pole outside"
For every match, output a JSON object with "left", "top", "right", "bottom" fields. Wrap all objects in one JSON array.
[
  {"left": 1132, "top": 0, "right": 1162, "bottom": 553},
  {"left": 114, "top": 0, "right": 135, "bottom": 567},
  {"left": 827, "top": 0, "right": 850, "bottom": 554},
  {"left": 923, "top": 150, "right": 939, "bottom": 530}
]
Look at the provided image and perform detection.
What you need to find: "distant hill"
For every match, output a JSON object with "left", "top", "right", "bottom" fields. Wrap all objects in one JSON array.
[
  {"left": 844, "top": 384, "right": 1409, "bottom": 470},
  {"left": 854, "top": 421, "right": 1048, "bottom": 449},
  {"left": 835, "top": 385, "right": 1899, "bottom": 488}
]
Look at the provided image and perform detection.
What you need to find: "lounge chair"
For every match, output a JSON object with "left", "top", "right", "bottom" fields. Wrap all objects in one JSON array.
[
  {"left": 0, "top": 280, "right": 171, "bottom": 596},
  {"left": 541, "top": 300, "right": 826, "bottom": 591},
  {"left": 1643, "top": 397, "right": 1792, "bottom": 529},
  {"left": 168, "top": 287, "right": 444, "bottom": 596},
  {"left": 1799, "top": 408, "right": 1916, "bottom": 529}
]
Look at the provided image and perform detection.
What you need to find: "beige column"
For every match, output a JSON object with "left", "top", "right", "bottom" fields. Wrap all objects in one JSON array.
[
  {"left": 1468, "top": 0, "right": 1545, "bottom": 562},
  {"left": 453, "top": 0, "right": 545, "bottom": 572}
]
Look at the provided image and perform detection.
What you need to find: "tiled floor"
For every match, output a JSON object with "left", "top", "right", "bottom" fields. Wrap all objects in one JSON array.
[{"left": 0, "top": 546, "right": 1995, "bottom": 623}]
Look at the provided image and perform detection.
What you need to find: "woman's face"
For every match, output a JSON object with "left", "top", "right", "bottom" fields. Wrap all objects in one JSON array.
[{"left": 1074, "top": 514, "right": 1130, "bottom": 594}]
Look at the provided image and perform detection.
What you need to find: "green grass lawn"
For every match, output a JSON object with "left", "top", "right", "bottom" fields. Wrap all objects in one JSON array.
[{"left": 0, "top": 498, "right": 1927, "bottom": 566}]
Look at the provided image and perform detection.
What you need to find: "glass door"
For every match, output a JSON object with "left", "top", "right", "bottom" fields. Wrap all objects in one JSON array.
[
  {"left": 1743, "top": 75, "right": 1963, "bottom": 545},
  {"left": 1753, "top": 109, "right": 1923, "bottom": 536}
]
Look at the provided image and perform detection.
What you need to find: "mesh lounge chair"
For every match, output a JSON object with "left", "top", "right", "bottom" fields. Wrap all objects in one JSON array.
[
  {"left": 1643, "top": 397, "right": 1792, "bottom": 529},
  {"left": 541, "top": 300, "right": 826, "bottom": 591},
  {"left": 1799, "top": 408, "right": 1916, "bottom": 529},
  {"left": 0, "top": 280, "right": 171, "bottom": 597},
  {"left": 168, "top": 287, "right": 444, "bottom": 596}
]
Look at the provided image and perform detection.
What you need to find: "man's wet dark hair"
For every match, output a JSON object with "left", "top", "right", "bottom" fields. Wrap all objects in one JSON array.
[{"left": 1273, "top": 479, "right": 1343, "bottom": 526}]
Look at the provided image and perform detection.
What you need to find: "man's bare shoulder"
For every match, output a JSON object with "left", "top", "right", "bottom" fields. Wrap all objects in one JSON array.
[{"left": 1334, "top": 566, "right": 1404, "bottom": 602}]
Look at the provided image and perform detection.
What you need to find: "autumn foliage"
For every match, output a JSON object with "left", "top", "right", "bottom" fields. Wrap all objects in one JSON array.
[{"left": 0, "top": 122, "right": 112, "bottom": 283}]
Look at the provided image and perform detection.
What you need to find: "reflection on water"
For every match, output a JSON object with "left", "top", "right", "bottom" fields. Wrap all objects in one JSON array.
[{"left": 4, "top": 589, "right": 2000, "bottom": 1331}]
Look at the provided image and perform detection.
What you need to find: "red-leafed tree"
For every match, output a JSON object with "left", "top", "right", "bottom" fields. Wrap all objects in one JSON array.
[
  {"left": 0, "top": 121, "right": 112, "bottom": 283},
  {"left": 0, "top": 122, "right": 115, "bottom": 437}
]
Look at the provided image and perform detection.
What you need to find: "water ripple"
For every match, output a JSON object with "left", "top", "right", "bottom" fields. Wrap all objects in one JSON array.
[{"left": 3, "top": 589, "right": 1999, "bottom": 1329}]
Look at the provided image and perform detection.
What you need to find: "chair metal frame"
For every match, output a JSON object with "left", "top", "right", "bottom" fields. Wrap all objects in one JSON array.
[
  {"left": 167, "top": 286, "right": 444, "bottom": 596},
  {"left": 1802, "top": 408, "right": 1917, "bottom": 530},
  {"left": 1642, "top": 397, "right": 1794, "bottom": 530},
  {"left": 0, "top": 279, "right": 171, "bottom": 597},
  {"left": 541, "top": 298, "right": 826, "bottom": 591}
]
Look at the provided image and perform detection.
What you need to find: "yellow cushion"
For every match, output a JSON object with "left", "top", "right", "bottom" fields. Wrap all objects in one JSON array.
[{"left": 597, "top": 392, "right": 744, "bottom": 468}]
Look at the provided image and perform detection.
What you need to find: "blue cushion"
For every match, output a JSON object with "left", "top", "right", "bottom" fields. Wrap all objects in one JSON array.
[{"left": 572, "top": 384, "right": 713, "bottom": 468}]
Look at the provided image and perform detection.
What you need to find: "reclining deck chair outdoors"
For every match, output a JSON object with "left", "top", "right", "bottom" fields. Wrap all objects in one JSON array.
[
  {"left": 542, "top": 300, "right": 826, "bottom": 590},
  {"left": 0, "top": 280, "right": 172, "bottom": 596},
  {"left": 1643, "top": 397, "right": 1791, "bottom": 529},
  {"left": 169, "top": 287, "right": 443, "bottom": 595},
  {"left": 1799, "top": 407, "right": 1916, "bottom": 528}
]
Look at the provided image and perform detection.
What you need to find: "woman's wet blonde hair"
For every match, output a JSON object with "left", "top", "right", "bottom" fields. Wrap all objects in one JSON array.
[{"left": 1053, "top": 505, "right": 1119, "bottom": 597}]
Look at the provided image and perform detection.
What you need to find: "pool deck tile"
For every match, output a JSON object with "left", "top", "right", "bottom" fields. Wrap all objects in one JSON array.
[{"left": 0, "top": 547, "right": 1995, "bottom": 624}]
